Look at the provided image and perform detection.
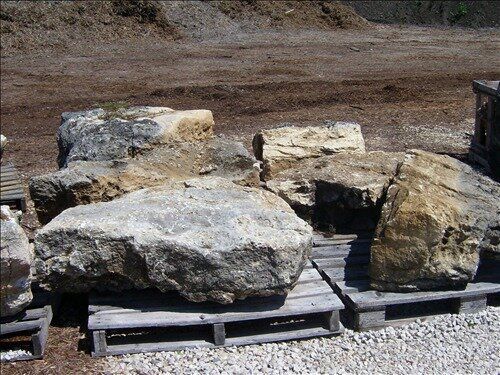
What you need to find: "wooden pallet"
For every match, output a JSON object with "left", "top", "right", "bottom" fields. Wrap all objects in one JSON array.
[
  {"left": 0, "top": 292, "right": 55, "bottom": 362},
  {"left": 88, "top": 262, "right": 344, "bottom": 357},
  {"left": 0, "top": 163, "right": 26, "bottom": 211},
  {"left": 311, "top": 233, "right": 500, "bottom": 331}
]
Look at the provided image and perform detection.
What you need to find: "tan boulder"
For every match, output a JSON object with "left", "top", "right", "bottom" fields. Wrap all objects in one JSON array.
[
  {"left": 253, "top": 122, "right": 366, "bottom": 180},
  {"left": 265, "top": 151, "right": 403, "bottom": 232},
  {"left": 370, "top": 150, "right": 500, "bottom": 291}
]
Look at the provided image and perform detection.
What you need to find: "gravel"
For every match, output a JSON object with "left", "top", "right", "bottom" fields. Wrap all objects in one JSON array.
[
  {"left": 105, "top": 306, "right": 500, "bottom": 374},
  {"left": 0, "top": 349, "right": 31, "bottom": 362}
]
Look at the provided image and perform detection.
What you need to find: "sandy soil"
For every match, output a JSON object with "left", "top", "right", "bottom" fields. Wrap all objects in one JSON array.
[{"left": 1, "top": 24, "right": 499, "bottom": 374}]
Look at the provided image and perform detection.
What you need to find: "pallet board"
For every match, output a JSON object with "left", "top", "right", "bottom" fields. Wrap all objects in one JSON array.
[
  {"left": 311, "top": 234, "right": 500, "bottom": 331},
  {"left": 0, "top": 163, "right": 26, "bottom": 211},
  {"left": 0, "top": 293, "right": 55, "bottom": 362},
  {"left": 88, "top": 262, "right": 344, "bottom": 357}
]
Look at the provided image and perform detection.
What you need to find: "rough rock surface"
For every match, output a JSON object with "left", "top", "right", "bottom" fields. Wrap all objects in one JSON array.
[
  {"left": 30, "top": 137, "right": 260, "bottom": 224},
  {"left": 34, "top": 177, "right": 312, "bottom": 304},
  {"left": 253, "top": 122, "right": 366, "bottom": 180},
  {"left": 266, "top": 151, "right": 403, "bottom": 231},
  {"left": 370, "top": 150, "right": 500, "bottom": 291},
  {"left": 1, "top": 206, "right": 33, "bottom": 317},
  {"left": 57, "top": 106, "right": 214, "bottom": 167}
]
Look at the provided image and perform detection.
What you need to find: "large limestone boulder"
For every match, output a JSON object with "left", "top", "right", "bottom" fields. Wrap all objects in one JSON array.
[
  {"left": 34, "top": 177, "right": 312, "bottom": 304},
  {"left": 57, "top": 106, "right": 214, "bottom": 168},
  {"left": 1, "top": 206, "right": 33, "bottom": 317},
  {"left": 253, "top": 122, "right": 366, "bottom": 180},
  {"left": 370, "top": 150, "right": 500, "bottom": 292},
  {"left": 266, "top": 151, "right": 403, "bottom": 232},
  {"left": 30, "top": 137, "right": 260, "bottom": 224}
]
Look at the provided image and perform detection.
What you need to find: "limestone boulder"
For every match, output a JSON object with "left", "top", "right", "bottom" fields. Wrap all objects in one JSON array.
[
  {"left": 253, "top": 122, "right": 366, "bottom": 180},
  {"left": 30, "top": 137, "right": 260, "bottom": 224},
  {"left": 370, "top": 150, "right": 500, "bottom": 292},
  {"left": 57, "top": 106, "right": 214, "bottom": 167},
  {"left": 266, "top": 151, "right": 403, "bottom": 232},
  {"left": 1, "top": 206, "right": 33, "bottom": 317},
  {"left": 34, "top": 177, "right": 312, "bottom": 304}
]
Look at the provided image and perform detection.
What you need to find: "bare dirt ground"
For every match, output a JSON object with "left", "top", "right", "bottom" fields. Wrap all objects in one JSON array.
[{"left": 1, "top": 24, "right": 499, "bottom": 374}]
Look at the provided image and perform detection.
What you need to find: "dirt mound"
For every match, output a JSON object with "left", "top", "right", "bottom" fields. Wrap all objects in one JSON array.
[
  {"left": 344, "top": 1, "right": 500, "bottom": 28},
  {"left": 0, "top": 1, "right": 369, "bottom": 55},
  {"left": 214, "top": 0, "right": 370, "bottom": 30},
  {"left": 0, "top": 1, "right": 179, "bottom": 54}
]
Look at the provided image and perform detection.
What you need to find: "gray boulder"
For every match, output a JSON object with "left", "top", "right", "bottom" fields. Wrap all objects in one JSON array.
[
  {"left": 34, "top": 177, "right": 312, "bottom": 304},
  {"left": 265, "top": 151, "right": 403, "bottom": 232},
  {"left": 370, "top": 150, "right": 500, "bottom": 292},
  {"left": 30, "top": 137, "right": 260, "bottom": 224},
  {"left": 1, "top": 206, "right": 33, "bottom": 317},
  {"left": 57, "top": 106, "right": 214, "bottom": 167}
]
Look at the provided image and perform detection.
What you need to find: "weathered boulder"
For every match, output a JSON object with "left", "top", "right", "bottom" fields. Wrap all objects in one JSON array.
[
  {"left": 1, "top": 206, "right": 33, "bottom": 317},
  {"left": 30, "top": 137, "right": 260, "bottom": 224},
  {"left": 253, "top": 122, "right": 366, "bottom": 180},
  {"left": 370, "top": 150, "right": 500, "bottom": 292},
  {"left": 34, "top": 177, "right": 312, "bottom": 304},
  {"left": 57, "top": 106, "right": 214, "bottom": 168},
  {"left": 266, "top": 151, "right": 403, "bottom": 232}
]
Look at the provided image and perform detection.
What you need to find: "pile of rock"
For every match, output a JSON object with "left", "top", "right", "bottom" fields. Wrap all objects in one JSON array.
[
  {"left": 4, "top": 105, "right": 495, "bottom": 313},
  {"left": 29, "top": 107, "right": 312, "bottom": 304}
]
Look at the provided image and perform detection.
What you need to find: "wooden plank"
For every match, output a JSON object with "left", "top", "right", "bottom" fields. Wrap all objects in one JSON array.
[
  {"left": 322, "top": 266, "right": 369, "bottom": 282},
  {"left": 335, "top": 280, "right": 371, "bottom": 294},
  {"left": 325, "top": 310, "right": 340, "bottom": 332},
  {"left": 94, "top": 326, "right": 340, "bottom": 357},
  {"left": 32, "top": 317, "right": 50, "bottom": 357},
  {"left": 0, "top": 318, "right": 43, "bottom": 335},
  {"left": 347, "top": 282, "right": 500, "bottom": 311},
  {"left": 89, "top": 294, "right": 341, "bottom": 330},
  {"left": 454, "top": 295, "right": 487, "bottom": 314},
  {"left": 213, "top": 323, "right": 225, "bottom": 345},
  {"left": 313, "top": 256, "right": 369, "bottom": 269},
  {"left": 0, "top": 186, "right": 23, "bottom": 194},
  {"left": 0, "top": 179, "right": 22, "bottom": 188},
  {"left": 314, "top": 238, "right": 372, "bottom": 246},
  {"left": 92, "top": 330, "right": 108, "bottom": 355},
  {"left": 311, "top": 243, "right": 370, "bottom": 258},
  {"left": 355, "top": 309, "right": 386, "bottom": 330}
]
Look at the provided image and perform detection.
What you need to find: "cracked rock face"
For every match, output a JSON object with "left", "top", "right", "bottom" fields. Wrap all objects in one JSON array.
[
  {"left": 30, "top": 136, "right": 260, "bottom": 224},
  {"left": 34, "top": 177, "right": 312, "bottom": 304},
  {"left": 57, "top": 106, "right": 214, "bottom": 168},
  {"left": 265, "top": 151, "right": 403, "bottom": 232},
  {"left": 253, "top": 122, "right": 366, "bottom": 180},
  {"left": 370, "top": 150, "right": 500, "bottom": 292},
  {"left": 1, "top": 206, "right": 33, "bottom": 317}
]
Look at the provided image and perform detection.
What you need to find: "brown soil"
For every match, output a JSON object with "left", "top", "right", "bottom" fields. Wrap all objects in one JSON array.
[{"left": 0, "top": 14, "right": 499, "bottom": 375}]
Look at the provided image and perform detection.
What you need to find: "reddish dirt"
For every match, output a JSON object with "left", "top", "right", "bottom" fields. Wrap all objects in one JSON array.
[{"left": 1, "top": 24, "right": 499, "bottom": 374}]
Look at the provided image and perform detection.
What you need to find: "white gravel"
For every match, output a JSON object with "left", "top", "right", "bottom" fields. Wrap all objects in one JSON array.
[
  {"left": 0, "top": 349, "right": 31, "bottom": 362},
  {"left": 105, "top": 306, "right": 500, "bottom": 375}
]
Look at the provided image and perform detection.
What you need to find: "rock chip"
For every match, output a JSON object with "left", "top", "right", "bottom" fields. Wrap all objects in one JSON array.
[
  {"left": 57, "top": 106, "right": 214, "bottom": 167},
  {"left": 1, "top": 206, "right": 33, "bottom": 317},
  {"left": 266, "top": 151, "right": 403, "bottom": 232},
  {"left": 370, "top": 150, "right": 500, "bottom": 291},
  {"left": 34, "top": 177, "right": 312, "bottom": 304},
  {"left": 30, "top": 137, "right": 260, "bottom": 224},
  {"left": 253, "top": 122, "right": 366, "bottom": 180}
]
